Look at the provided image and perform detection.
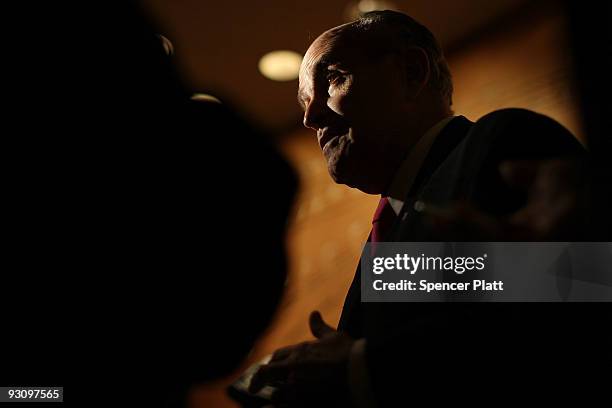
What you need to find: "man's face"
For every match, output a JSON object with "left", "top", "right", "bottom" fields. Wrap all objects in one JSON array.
[{"left": 298, "top": 27, "right": 411, "bottom": 192}]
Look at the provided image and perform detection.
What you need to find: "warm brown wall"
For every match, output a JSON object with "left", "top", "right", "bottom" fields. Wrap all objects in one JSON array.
[{"left": 449, "top": 5, "right": 583, "bottom": 142}]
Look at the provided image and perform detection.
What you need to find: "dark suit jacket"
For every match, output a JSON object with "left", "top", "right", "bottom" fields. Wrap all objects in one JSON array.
[{"left": 338, "top": 109, "right": 610, "bottom": 405}]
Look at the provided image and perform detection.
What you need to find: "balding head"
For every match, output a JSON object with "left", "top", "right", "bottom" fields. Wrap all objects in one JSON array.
[
  {"left": 348, "top": 10, "right": 453, "bottom": 105},
  {"left": 297, "top": 11, "right": 453, "bottom": 194}
]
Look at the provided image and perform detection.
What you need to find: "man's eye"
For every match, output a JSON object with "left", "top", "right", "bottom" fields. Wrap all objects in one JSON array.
[{"left": 326, "top": 72, "right": 345, "bottom": 85}]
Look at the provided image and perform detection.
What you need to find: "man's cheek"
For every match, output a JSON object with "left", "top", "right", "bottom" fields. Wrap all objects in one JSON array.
[
  {"left": 326, "top": 93, "right": 347, "bottom": 114},
  {"left": 343, "top": 105, "right": 378, "bottom": 133},
  {"left": 331, "top": 92, "right": 359, "bottom": 116}
]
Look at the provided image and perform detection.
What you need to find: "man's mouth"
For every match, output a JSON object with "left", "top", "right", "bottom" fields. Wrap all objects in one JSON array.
[{"left": 318, "top": 130, "right": 346, "bottom": 150}]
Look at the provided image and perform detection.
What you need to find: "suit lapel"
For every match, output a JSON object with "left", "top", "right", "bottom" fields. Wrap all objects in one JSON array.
[{"left": 387, "top": 116, "right": 474, "bottom": 241}]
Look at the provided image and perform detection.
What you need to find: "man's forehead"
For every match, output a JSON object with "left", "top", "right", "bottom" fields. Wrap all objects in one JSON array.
[
  {"left": 298, "top": 24, "right": 370, "bottom": 107},
  {"left": 301, "top": 24, "right": 360, "bottom": 73}
]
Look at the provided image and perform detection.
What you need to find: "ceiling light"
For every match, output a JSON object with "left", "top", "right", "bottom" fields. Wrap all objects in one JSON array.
[
  {"left": 344, "top": 0, "right": 398, "bottom": 21},
  {"left": 191, "top": 93, "right": 221, "bottom": 103},
  {"left": 258, "top": 50, "right": 303, "bottom": 82}
]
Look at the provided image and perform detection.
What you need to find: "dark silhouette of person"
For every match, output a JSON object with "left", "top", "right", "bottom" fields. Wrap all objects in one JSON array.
[{"left": 3, "top": 2, "right": 296, "bottom": 407}]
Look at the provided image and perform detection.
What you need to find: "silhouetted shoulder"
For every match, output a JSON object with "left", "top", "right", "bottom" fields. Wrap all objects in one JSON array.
[
  {"left": 454, "top": 108, "right": 586, "bottom": 215},
  {"left": 472, "top": 108, "right": 585, "bottom": 158}
]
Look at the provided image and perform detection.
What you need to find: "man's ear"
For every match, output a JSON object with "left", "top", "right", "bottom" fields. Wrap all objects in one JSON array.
[{"left": 401, "top": 46, "right": 431, "bottom": 100}]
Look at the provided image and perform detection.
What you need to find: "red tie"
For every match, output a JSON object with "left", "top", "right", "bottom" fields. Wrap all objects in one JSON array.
[{"left": 371, "top": 197, "right": 396, "bottom": 243}]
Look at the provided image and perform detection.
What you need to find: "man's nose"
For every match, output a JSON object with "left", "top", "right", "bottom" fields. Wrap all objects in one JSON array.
[{"left": 303, "top": 98, "right": 329, "bottom": 130}]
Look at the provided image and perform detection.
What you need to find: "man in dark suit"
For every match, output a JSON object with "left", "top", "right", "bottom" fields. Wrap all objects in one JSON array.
[{"left": 251, "top": 10, "right": 607, "bottom": 407}]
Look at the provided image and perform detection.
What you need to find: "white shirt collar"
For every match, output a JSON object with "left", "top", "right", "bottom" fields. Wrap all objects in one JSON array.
[{"left": 387, "top": 116, "right": 455, "bottom": 215}]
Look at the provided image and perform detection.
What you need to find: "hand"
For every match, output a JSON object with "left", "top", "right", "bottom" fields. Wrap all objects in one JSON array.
[
  {"left": 419, "top": 159, "right": 586, "bottom": 240},
  {"left": 249, "top": 311, "right": 355, "bottom": 406}
]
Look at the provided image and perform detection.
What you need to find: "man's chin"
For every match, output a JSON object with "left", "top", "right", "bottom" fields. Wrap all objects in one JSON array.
[
  {"left": 327, "top": 163, "right": 350, "bottom": 185},
  {"left": 328, "top": 168, "right": 348, "bottom": 185},
  {"left": 327, "top": 165, "right": 381, "bottom": 195}
]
